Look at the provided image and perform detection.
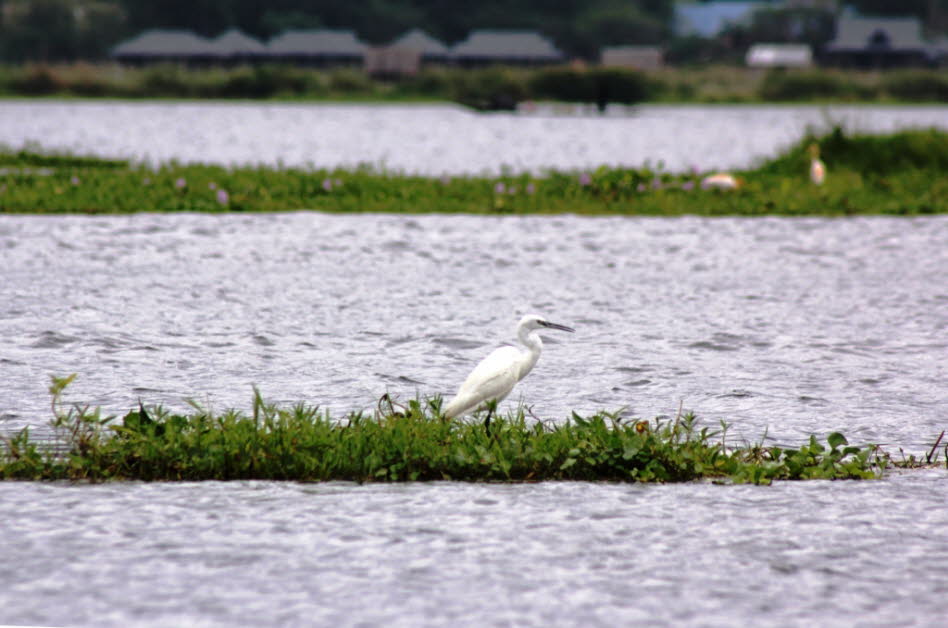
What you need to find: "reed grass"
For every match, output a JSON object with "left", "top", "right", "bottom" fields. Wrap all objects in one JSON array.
[
  {"left": 0, "top": 379, "right": 886, "bottom": 484},
  {"left": 1, "top": 128, "right": 946, "bottom": 215}
]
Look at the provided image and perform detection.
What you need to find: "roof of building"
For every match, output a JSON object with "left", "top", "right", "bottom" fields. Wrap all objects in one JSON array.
[
  {"left": 827, "top": 15, "right": 929, "bottom": 50},
  {"left": 210, "top": 28, "right": 267, "bottom": 56},
  {"left": 675, "top": 1, "right": 776, "bottom": 38},
  {"left": 111, "top": 29, "right": 214, "bottom": 57},
  {"left": 267, "top": 29, "right": 367, "bottom": 56},
  {"left": 389, "top": 28, "right": 450, "bottom": 56},
  {"left": 746, "top": 43, "right": 813, "bottom": 66},
  {"left": 451, "top": 30, "right": 563, "bottom": 60}
]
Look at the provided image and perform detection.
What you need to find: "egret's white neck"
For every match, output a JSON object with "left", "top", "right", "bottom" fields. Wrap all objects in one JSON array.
[{"left": 517, "top": 328, "right": 543, "bottom": 379}]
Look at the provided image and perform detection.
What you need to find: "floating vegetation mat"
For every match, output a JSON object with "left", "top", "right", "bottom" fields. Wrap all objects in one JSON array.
[
  {"left": 3, "top": 377, "right": 929, "bottom": 485},
  {"left": 1, "top": 128, "right": 947, "bottom": 215}
]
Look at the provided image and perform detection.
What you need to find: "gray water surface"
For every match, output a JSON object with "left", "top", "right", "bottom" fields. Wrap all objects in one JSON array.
[
  {"left": 2, "top": 213, "right": 946, "bottom": 450},
  {"left": 1, "top": 101, "right": 946, "bottom": 174},
  {"left": 2, "top": 210, "right": 947, "bottom": 627},
  {"left": 2, "top": 474, "right": 947, "bottom": 627}
]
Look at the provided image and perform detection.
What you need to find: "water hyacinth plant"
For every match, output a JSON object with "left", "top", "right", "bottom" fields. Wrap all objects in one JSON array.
[
  {"left": 0, "top": 378, "right": 895, "bottom": 484},
  {"left": 1, "top": 128, "right": 946, "bottom": 215}
]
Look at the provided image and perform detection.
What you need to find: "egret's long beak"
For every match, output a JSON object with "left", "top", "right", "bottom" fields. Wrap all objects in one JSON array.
[{"left": 539, "top": 321, "right": 575, "bottom": 333}]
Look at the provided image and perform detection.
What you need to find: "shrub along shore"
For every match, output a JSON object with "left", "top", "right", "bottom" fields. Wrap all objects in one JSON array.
[
  {"left": 1, "top": 127, "right": 946, "bottom": 215},
  {"left": 2, "top": 64, "right": 948, "bottom": 105},
  {"left": 0, "top": 378, "right": 899, "bottom": 484}
]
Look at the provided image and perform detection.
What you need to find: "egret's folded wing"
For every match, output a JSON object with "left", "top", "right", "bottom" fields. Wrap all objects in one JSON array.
[{"left": 445, "top": 346, "right": 521, "bottom": 417}]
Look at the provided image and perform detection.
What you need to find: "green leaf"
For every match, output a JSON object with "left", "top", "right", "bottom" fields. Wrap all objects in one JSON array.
[
  {"left": 827, "top": 432, "right": 848, "bottom": 449},
  {"left": 48, "top": 373, "right": 77, "bottom": 396}
]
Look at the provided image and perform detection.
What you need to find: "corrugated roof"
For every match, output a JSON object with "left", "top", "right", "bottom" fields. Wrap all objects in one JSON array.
[
  {"left": 267, "top": 29, "right": 367, "bottom": 56},
  {"left": 675, "top": 2, "right": 774, "bottom": 38},
  {"left": 390, "top": 29, "right": 450, "bottom": 56},
  {"left": 827, "top": 16, "right": 929, "bottom": 50},
  {"left": 210, "top": 29, "right": 267, "bottom": 56},
  {"left": 111, "top": 29, "right": 214, "bottom": 57},
  {"left": 451, "top": 30, "right": 563, "bottom": 60}
]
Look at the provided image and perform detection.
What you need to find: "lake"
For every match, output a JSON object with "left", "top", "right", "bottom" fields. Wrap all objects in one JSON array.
[{"left": 1, "top": 102, "right": 947, "bottom": 627}]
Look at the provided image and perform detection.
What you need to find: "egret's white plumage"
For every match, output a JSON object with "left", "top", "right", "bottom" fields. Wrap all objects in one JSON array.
[
  {"left": 700, "top": 172, "right": 741, "bottom": 190},
  {"left": 809, "top": 143, "right": 826, "bottom": 185},
  {"left": 442, "top": 314, "right": 574, "bottom": 419}
]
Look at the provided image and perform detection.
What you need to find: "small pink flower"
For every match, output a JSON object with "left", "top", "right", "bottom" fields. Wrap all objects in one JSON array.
[
  {"left": 333, "top": 178, "right": 342, "bottom": 188},
  {"left": 175, "top": 177, "right": 187, "bottom": 189},
  {"left": 526, "top": 183, "right": 536, "bottom": 195},
  {"left": 651, "top": 178, "right": 663, "bottom": 190},
  {"left": 578, "top": 173, "right": 592, "bottom": 186},
  {"left": 636, "top": 183, "right": 647, "bottom": 192},
  {"left": 208, "top": 182, "right": 217, "bottom": 190},
  {"left": 321, "top": 178, "right": 332, "bottom": 192},
  {"left": 216, "top": 189, "right": 229, "bottom": 205},
  {"left": 508, "top": 186, "right": 518, "bottom": 195},
  {"left": 681, "top": 181, "right": 695, "bottom": 191},
  {"left": 494, "top": 182, "right": 506, "bottom": 195},
  {"left": 70, "top": 176, "right": 80, "bottom": 186}
]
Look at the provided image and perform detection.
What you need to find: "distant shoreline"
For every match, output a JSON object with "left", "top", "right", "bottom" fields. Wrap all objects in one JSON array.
[{"left": 1, "top": 63, "right": 946, "bottom": 106}]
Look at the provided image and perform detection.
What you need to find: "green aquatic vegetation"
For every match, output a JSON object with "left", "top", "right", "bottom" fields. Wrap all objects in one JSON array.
[
  {"left": 0, "top": 379, "right": 887, "bottom": 484},
  {"left": 1, "top": 128, "right": 946, "bottom": 215}
]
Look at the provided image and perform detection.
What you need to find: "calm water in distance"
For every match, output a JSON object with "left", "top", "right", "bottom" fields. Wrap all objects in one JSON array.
[
  {"left": 1, "top": 103, "right": 947, "bottom": 627},
  {"left": 1, "top": 101, "right": 946, "bottom": 174}
]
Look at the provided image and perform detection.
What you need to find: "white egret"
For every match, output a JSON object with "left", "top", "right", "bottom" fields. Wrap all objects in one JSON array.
[
  {"left": 442, "top": 314, "right": 574, "bottom": 430},
  {"left": 700, "top": 172, "right": 742, "bottom": 190},
  {"left": 809, "top": 143, "right": 826, "bottom": 185}
]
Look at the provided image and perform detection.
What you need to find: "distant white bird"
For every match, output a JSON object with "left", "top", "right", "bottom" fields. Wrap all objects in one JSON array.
[
  {"left": 442, "top": 314, "right": 574, "bottom": 430},
  {"left": 809, "top": 143, "right": 826, "bottom": 185},
  {"left": 700, "top": 172, "right": 742, "bottom": 190}
]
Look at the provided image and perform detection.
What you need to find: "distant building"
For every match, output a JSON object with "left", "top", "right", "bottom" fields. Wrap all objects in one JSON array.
[
  {"left": 600, "top": 46, "right": 664, "bottom": 70},
  {"left": 267, "top": 29, "right": 366, "bottom": 66},
  {"left": 209, "top": 29, "right": 267, "bottom": 65},
  {"left": 823, "top": 16, "right": 937, "bottom": 68},
  {"left": 390, "top": 29, "right": 451, "bottom": 64},
  {"left": 746, "top": 43, "right": 813, "bottom": 67},
  {"left": 451, "top": 30, "right": 564, "bottom": 66},
  {"left": 365, "top": 29, "right": 450, "bottom": 76},
  {"left": 111, "top": 29, "right": 215, "bottom": 65},
  {"left": 675, "top": 1, "right": 778, "bottom": 38},
  {"left": 782, "top": 0, "right": 838, "bottom": 8}
]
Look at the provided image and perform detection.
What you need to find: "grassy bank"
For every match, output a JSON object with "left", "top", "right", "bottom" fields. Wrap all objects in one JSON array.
[
  {"left": 2, "top": 63, "right": 947, "bottom": 105},
  {"left": 2, "top": 128, "right": 946, "bottom": 215},
  {"left": 0, "top": 378, "right": 887, "bottom": 484}
]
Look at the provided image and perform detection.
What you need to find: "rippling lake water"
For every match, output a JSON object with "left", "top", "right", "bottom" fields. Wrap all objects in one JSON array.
[
  {"left": 2, "top": 213, "right": 946, "bottom": 448},
  {"left": 1, "top": 103, "right": 947, "bottom": 627},
  {"left": 1, "top": 101, "right": 947, "bottom": 174},
  {"left": 2, "top": 473, "right": 947, "bottom": 627}
]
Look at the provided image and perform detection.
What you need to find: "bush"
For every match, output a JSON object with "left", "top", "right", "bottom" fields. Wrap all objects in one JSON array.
[
  {"left": 449, "top": 66, "right": 529, "bottom": 110},
  {"left": 136, "top": 64, "right": 195, "bottom": 98},
  {"left": 400, "top": 67, "right": 454, "bottom": 98},
  {"left": 759, "top": 69, "right": 871, "bottom": 101},
  {"left": 529, "top": 67, "right": 598, "bottom": 102},
  {"left": 328, "top": 68, "right": 374, "bottom": 94},
  {"left": 8, "top": 65, "right": 62, "bottom": 95},
  {"left": 529, "top": 67, "right": 651, "bottom": 104},
  {"left": 883, "top": 71, "right": 948, "bottom": 102},
  {"left": 758, "top": 127, "right": 948, "bottom": 176}
]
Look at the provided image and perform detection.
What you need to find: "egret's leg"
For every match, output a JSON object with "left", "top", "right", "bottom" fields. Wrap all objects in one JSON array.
[{"left": 484, "top": 405, "right": 494, "bottom": 437}]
